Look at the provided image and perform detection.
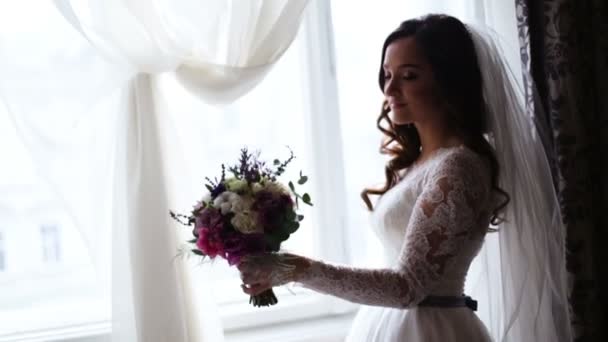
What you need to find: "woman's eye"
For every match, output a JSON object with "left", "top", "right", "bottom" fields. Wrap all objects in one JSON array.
[{"left": 403, "top": 73, "right": 417, "bottom": 80}]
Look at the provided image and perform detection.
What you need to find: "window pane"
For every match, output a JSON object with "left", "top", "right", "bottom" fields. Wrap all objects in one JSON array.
[
  {"left": 158, "top": 31, "right": 315, "bottom": 306},
  {"left": 329, "top": 1, "right": 480, "bottom": 267},
  {"left": 330, "top": 1, "right": 424, "bottom": 267},
  {"left": 0, "top": 99, "right": 108, "bottom": 337},
  {"left": 41, "top": 224, "right": 62, "bottom": 263},
  {"left": 0, "top": 0, "right": 110, "bottom": 335}
]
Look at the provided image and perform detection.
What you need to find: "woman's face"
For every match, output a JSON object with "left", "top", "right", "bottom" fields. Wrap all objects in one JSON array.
[{"left": 382, "top": 37, "right": 444, "bottom": 125}]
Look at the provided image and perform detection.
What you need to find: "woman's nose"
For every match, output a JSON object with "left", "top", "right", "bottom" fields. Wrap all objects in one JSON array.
[{"left": 384, "top": 78, "right": 398, "bottom": 96}]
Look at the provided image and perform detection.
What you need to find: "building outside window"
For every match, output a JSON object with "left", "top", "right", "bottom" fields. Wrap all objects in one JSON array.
[{"left": 40, "top": 224, "right": 61, "bottom": 263}]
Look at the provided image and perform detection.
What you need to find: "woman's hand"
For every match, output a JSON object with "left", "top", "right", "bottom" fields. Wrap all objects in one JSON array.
[{"left": 237, "top": 252, "right": 311, "bottom": 296}]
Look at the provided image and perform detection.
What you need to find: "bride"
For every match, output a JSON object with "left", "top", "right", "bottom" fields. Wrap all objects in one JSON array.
[{"left": 238, "top": 14, "right": 571, "bottom": 342}]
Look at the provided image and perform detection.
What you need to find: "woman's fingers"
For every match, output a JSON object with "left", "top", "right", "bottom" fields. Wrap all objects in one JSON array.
[
  {"left": 241, "top": 282, "right": 271, "bottom": 296},
  {"left": 239, "top": 267, "right": 265, "bottom": 283},
  {"left": 238, "top": 260, "right": 271, "bottom": 284},
  {"left": 237, "top": 254, "right": 274, "bottom": 294}
]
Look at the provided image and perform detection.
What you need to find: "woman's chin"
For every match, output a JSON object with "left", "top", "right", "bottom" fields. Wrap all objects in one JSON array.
[
  {"left": 388, "top": 112, "right": 411, "bottom": 125},
  {"left": 391, "top": 117, "right": 413, "bottom": 126}
]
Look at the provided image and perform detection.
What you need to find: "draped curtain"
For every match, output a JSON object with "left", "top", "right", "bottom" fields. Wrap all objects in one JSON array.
[{"left": 515, "top": 0, "right": 608, "bottom": 340}]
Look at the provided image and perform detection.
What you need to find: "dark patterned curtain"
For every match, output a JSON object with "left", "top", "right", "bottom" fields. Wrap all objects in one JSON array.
[{"left": 514, "top": 0, "right": 608, "bottom": 341}]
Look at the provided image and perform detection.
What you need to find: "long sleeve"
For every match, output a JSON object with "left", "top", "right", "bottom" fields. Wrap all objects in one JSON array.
[{"left": 296, "top": 150, "right": 491, "bottom": 309}]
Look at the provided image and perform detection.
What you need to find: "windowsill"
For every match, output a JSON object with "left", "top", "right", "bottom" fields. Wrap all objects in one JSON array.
[
  {"left": 0, "top": 321, "right": 111, "bottom": 342},
  {"left": 224, "top": 310, "right": 357, "bottom": 342},
  {"left": 0, "top": 307, "right": 356, "bottom": 342},
  {"left": 220, "top": 289, "right": 358, "bottom": 342},
  {"left": 219, "top": 288, "right": 357, "bottom": 332}
]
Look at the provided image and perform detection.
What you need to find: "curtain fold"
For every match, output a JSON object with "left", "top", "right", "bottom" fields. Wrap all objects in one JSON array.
[
  {"left": 112, "top": 74, "right": 190, "bottom": 341},
  {"left": 54, "top": 0, "right": 309, "bottom": 101},
  {"left": 111, "top": 74, "right": 223, "bottom": 341}
]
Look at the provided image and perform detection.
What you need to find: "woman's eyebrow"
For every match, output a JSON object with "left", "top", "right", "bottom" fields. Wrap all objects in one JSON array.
[{"left": 382, "top": 63, "right": 421, "bottom": 69}]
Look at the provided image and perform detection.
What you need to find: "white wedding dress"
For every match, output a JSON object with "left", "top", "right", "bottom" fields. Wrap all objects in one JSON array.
[{"left": 298, "top": 145, "right": 494, "bottom": 341}]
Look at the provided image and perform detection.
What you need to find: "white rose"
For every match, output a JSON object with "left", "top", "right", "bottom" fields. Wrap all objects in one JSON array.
[
  {"left": 231, "top": 195, "right": 254, "bottom": 214},
  {"left": 218, "top": 202, "right": 230, "bottom": 214},
  {"left": 213, "top": 191, "right": 238, "bottom": 214},
  {"left": 230, "top": 197, "right": 245, "bottom": 214},
  {"left": 231, "top": 212, "right": 262, "bottom": 234}
]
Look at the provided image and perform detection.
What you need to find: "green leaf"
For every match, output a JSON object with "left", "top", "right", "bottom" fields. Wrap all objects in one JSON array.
[
  {"left": 297, "top": 214, "right": 304, "bottom": 221},
  {"left": 286, "top": 221, "right": 300, "bottom": 234},
  {"left": 288, "top": 181, "right": 295, "bottom": 191},
  {"left": 264, "top": 232, "right": 287, "bottom": 251},
  {"left": 286, "top": 210, "right": 296, "bottom": 221},
  {"left": 263, "top": 234, "right": 279, "bottom": 247},
  {"left": 191, "top": 249, "right": 204, "bottom": 256},
  {"left": 205, "top": 184, "right": 213, "bottom": 192},
  {"left": 297, "top": 175, "right": 308, "bottom": 185},
  {"left": 277, "top": 231, "right": 290, "bottom": 241},
  {"left": 270, "top": 226, "right": 290, "bottom": 239},
  {"left": 302, "top": 193, "right": 312, "bottom": 205},
  {"left": 188, "top": 238, "right": 197, "bottom": 244},
  {"left": 274, "top": 159, "right": 280, "bottom": 165}
]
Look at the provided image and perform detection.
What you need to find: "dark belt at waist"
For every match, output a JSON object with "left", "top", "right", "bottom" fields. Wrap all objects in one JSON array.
[{"left": 418, "top": 295, "right": 478, "bottom": 311}]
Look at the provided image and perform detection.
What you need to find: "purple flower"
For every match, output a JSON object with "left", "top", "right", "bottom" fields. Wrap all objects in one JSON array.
[
  {"left": 222, "top": 232, "right": 266, "bottom": 265},
  {"left": 210, "top": 183, "right": 226, "bottom": 199},
  {"left": 252, "top": 190, "right": 294, "bottom": 232},
  {"left": 195, "top": 207, "right": 223, "bottom": 231}
]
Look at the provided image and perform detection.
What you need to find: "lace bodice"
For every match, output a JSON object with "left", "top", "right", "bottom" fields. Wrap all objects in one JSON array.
[{"left": 296, "top": 146, "right": 494, "bottom": 309}]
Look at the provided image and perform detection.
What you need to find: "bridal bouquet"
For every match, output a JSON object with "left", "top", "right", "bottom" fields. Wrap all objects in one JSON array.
[{"left": 170, "top": 147, "right": 312, "bottom": 307}]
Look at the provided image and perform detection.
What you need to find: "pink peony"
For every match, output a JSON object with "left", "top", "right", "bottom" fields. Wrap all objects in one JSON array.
[
  {"left": 196, "top": 228, "right": 225, "bottom": 258},
  {"left": 194, "top": 207, "right": 226, "bottom": 258}
]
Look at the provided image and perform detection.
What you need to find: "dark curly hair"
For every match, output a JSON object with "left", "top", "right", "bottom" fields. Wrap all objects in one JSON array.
[{"left": 361, "top": 14, "right": 509, "bottom": 226}]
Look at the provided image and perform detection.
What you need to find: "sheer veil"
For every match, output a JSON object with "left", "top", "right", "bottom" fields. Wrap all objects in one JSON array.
[{"left": 465, "top": 25, "right": 572, "bottom": 342}]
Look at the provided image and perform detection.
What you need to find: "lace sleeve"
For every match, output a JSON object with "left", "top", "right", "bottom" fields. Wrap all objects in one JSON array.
[{"left": 296, "top": 150, "right": 490, "bottom": 308}]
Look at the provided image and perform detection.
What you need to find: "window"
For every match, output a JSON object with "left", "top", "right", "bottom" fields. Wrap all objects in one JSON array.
[
  {"left": 161, "top": 32, "right": 315, "bottom": 308},
  {"left": 40, "top": 224, "right": 61, "bottom": 263},
  {"left": 160, "top": 1, "right": 356, "bottom": 333}
]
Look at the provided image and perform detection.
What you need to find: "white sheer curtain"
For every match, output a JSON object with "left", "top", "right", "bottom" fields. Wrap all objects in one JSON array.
[
  {"left": 0, "top": 0, "right": 309, "bottom": 341},
  {"left": 55, "top": 0, "right": 308, "bottom": 104}
]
